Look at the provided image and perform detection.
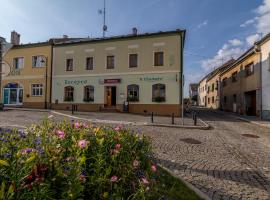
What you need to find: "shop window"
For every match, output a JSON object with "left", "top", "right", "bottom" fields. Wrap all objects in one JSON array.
[
  {"left": 13, "top": 57, "right": 24, "bottom": 69},
  {"left": 107, "top": 55, "right": 115, "bottom": 69},
  {"left": 64, "top": 86, "right": 74, "bottom": 102},
  {"left": 129, "top": 54, "right": 138, "bottom": 68},
  {"left": 31, "top": 84, "right": 43, "bottom": 96},
  {"left": 32, "top": 56, "right": 45, "bottom": 68},
  {"left": 245, "top": 62, "right": 254, "bottom": 77},
  {"left": 127, "top": 84, "right": 139, "bottom": 102},
  {"left": 66, "top": 59, "right": 73, "bottom": 71},
  {"left": 86, "top": 57, "right": 94, "bottom": 70},
  {"left": 232, "top": 71, "right": 238, "bottom": 82},
  {"left": 154, "top": 52, "right": 164, "bottom": 66},
  {"left": 83, "top": 85, "right": 94, "bottom": 102},
  {"left": 152, "top": 83, "right": 166, "bottom": 102}
]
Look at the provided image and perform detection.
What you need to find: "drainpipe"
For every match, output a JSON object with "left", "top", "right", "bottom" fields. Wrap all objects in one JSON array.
[
  {"left": 49, "top": 41, "right": 54, "bottom": 109},
  {"left": 259, "top": 47, "right": 263, "bottom": 120}
]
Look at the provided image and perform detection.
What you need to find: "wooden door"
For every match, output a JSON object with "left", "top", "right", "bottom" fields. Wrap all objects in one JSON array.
[{"left": 106, "top": 87, "right": 112, "bottom": 106}]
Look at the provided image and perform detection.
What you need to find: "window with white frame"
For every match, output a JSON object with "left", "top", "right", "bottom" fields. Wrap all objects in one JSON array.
[
  {"left": 66, "top": 58, "right": 73, "bottom": 71},
  {"left": 31, "top": 84, "right": 43, "bottom": 96},
  {"left": 32, "top": 56, "right": 45, "bottom": 67},
  {"left": 13, "top": 57, "right": 24, "bottom": 69}
]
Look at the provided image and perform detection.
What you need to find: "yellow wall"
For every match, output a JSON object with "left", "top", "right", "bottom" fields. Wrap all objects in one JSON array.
[{"left": 2, "top": 44, "right": 52, "bottom": 106}]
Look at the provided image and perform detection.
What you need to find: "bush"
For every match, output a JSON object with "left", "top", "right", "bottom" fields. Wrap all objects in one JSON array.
[{"left": 0, "top": 120, "right": 159, "bottom": 200}]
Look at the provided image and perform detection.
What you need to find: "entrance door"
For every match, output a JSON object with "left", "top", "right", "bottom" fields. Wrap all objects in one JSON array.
[
  {"left": 245, "top": 91, "right": 256, "bottom": 116},
  {"left": 105, "top": 86, "right": 116, "bottom": 107}
]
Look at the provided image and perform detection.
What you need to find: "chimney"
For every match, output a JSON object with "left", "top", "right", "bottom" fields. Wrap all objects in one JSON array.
[
  {"left": 132, "top": 27, "right": 138, "bottom": 35},
  {"left": 11, "top": 31, "right": 20, "bottom": 45}
]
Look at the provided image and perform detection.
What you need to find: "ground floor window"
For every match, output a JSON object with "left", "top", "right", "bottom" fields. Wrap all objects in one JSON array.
[
  {"left": 212, "top": 97, "right": 215, "bottom": 103},
  {"left": 3, "top": 83, "right": 23, "bottom": 105},
  {"left": 127, "top": 84, "right": 139, "bottom": 102},
  {"left": 64, "top": 86, "right": 74, "bottom": 102},
  {"left": 84, "top": 85, "right": 94, "bottom": 102},
  {"left": 31, "top": 84, "right": 43, "bottom": 96},
  {"left": 152, "top": 83, "right": 166, "bottom": 102}
]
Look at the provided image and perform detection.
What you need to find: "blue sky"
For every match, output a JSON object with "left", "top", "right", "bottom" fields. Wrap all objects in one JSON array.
[{"left": 1, "top": 0, "right": 270, "bottom": 96}]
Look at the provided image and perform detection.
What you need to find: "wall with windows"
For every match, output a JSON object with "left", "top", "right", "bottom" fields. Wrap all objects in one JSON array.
[
  {"left": 198, "top": 79, "right": 207, "bottom": 107},
  {"left": 220, "top": 52, "right": 260, "bottom": 115},
  {"left": 206, "top": 73, "right": 220, "bottom": 109},
  {"left": 2, "top": 44, "right": 52, "bottom": 108},
  {"left": 261, "top": 38, "right": 270, "bottom": 119}
]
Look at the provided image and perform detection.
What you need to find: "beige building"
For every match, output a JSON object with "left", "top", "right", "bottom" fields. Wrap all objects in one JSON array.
[
  {"left": 198, "top": 76, "right": 208, "bottom": 107},
  {"left": 51, "top": 30, "right": 186, "bottom": 116},
  {"left": 220, "top": 49, "right": 260, "bottom": 116}
]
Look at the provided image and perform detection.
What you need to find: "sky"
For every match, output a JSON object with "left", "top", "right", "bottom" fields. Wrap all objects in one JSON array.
[{"left": 1, "top": 0, "right": 270, "bottom": 97}]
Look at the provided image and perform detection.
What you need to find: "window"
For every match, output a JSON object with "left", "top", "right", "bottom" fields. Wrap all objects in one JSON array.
[
  {"left": 107, "top": 55, "right": 115, "bottom": 69},
  {"left": 66, "top": 59, "right": 73, "bottom": 71},
  {"left": 86, "top": 57, "right": 94, "bottom": 70},
  {"left": 233, "top": 94, "right": 237, "bottom": 103},
  {"left": 64, "top": 86, "right": 74, "bottom": 101},
  {"left": 245, "top": 62, "right": 254, "bottom": 77},
  {"left": 222, "top": 78, "right": 227, "bottom": 87},
  {"left": 154, "top": 52, "right": 164, "bottom": 66},
  {"left": 32, "top": 56, "right": 45, "bottom": 68},
  {"left": 232, "top": 72, "right": 238, "bottom": 82},
  {"left": 31, "top": 84, "right": 43, "bottom": 96},
  {"left": 127, "top": 85, "right": 139, "bottom": 102},
  {"left": 152, "top": 84, "right": 166, "bottom": 102},
  {"left": 208, "top": 98, "right": 210, "bottom": 104},
  {"left": 129, "top": 54, "right": 138, "bottom": 68},
  {"left": 212, "top": 97, "right": 215, "bottom": 103},
  {"left": 83, "top": 85, "right": 94, "bottom": 102},
  {"left": 215, "top": 81, "right": 219, "bottom": 90},
  {"left": 212, "top": 83, "right": 214, "bottom": 92},
  {"left": 224, "top": 96, "right": 227, "bottom": 104},
  {"left": 13, "top": 57, "right": 24, "bottom": 69},
  {"left": 207, "top": 86, "right": 210, "bottom": 94}
]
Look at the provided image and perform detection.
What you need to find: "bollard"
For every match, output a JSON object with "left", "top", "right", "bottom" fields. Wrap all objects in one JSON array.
[
  {"left": 172, "top": 113, "right": 175, "bottom": 124},
  {"left": 194, "top": 112, "right": 197, "bottom": 126},
  {"left": 151, "top": 112, "right": 154, "bottom": 123}
]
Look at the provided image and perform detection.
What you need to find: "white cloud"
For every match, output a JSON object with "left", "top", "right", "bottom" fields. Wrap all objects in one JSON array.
[
  {"left": 200, "top": 39, "right": 244, "bottom": 72},
  {"left": 256, "top": 0, "right": 270, "bottom": 15},
  {"left": 246, "top": 34, "right": 261, "bottom": 46},
  {"left": 197, "top": 20, "right": 208, "bottom": 29},
  {"left": 240, "top": 18, "right": 257, "bottom": 28},
  {"left": 228, "top": 39, "right": 243, "bottom": 46}
]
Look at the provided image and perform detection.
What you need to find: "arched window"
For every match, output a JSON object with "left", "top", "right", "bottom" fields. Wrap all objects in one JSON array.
[
  {"left": 84, "top": 85, "right": 94, "bottom": 102},
  {"left": 127, "top": 85, "right": 139, "bottom": 102},
  {"left": 64, "top": 86, "right": 74, "bottom": 102},
  {"left": 152, "top": 83, "right": 166, "bottom": 102}
]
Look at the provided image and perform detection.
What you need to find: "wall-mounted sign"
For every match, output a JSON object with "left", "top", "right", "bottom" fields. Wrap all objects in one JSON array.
[
  {"left": 139, "top": 77, "right": 163, "bottom": 82},
  {"left": 104, "top": 79, "right": 121, "bottom": 84},
  {"left": 64, "top": 80, "right": 87, "bottom": 85}
]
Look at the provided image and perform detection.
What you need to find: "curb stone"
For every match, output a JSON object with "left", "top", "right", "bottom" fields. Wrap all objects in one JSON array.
[{"left": 158, "top": 164, "right": 210, "bottom": 200}]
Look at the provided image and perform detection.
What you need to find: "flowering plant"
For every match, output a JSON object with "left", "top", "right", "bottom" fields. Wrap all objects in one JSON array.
[{"left": 0, "top": 120, "right": 159, "bottom": 199}]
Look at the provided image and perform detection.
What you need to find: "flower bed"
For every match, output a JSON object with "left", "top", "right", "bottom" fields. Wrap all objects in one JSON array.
[{"left": 0, "top": 120, "right": 160, "bottom": 199}]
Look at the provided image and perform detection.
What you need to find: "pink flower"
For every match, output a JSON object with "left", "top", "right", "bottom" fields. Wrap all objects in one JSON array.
[
  {"left": 83, "top": 123, "right": 89, "bottom": 128},
  {"left": 115, "top": 144, "right": 121, "bottom": 150},
  {"left": 110, "top": 175, "right": 118, "bottom": 182},
  {"left": 78, "top": 140, "right": 89, "bottom": 148},
  {"left": 114, "top": 125, "right": 124, "bottom": 131},
  {"left": 151, "top": 165, "right": 157, "bottom": 172},
  {"left": 57, "top": 130, "right": 65, "bottom": 139},
  {"left": 133, "top": 160, "right": 140, "bottom": 168},
  {"left": 74, "top": 122, "right": 81, "bottom": 129},
  {"left": 141, "top": 177, "right": 149, "bottom": 185}
]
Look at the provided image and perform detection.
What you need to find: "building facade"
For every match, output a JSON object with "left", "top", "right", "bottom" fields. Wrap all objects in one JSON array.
[
  {"left": 198, "top": 77, "right": 208, "bottom": 107},
  {"left": 51, "top": 30, "right": 185, "bottom": 116},
  {"left": 1, "top": 42, "right": 52, "bottom": 109},
  {"left": 220, "top": 49, "right": 260, "bottom": 116},
  {"left": 257, "top": 33, "right": 270, "bottom": 119},
  {"left": 189, "top": 83, "right": 198, "bottom": 105}
]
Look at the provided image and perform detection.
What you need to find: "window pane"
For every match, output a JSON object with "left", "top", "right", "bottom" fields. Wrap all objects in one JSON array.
[
  {"left": 154, "top": 52, "right": 164, "bottom": 66},
  {"left": 86, "top": 57, "right": 93, "bottom": 70},
  {"left": 107, "top": 56, "right": 114, "bottom": 69},
  {"left": 129, "top": 54, "right": 138, "bottom": 68}
]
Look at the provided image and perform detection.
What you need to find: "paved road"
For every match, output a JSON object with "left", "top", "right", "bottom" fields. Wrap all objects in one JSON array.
[
  {"left": 1, "top": 109, "right": 270, "bottom": 199},
  {"left": 143, "top": 108, "right": 270, "bottom": 200}
]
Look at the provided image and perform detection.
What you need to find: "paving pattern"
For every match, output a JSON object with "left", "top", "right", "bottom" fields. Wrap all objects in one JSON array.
[{"left": 1, "top": 109, "right": 270, "bottom": 199}]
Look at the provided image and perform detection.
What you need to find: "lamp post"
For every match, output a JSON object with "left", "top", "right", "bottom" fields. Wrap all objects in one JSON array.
[{"left": 0, "top": 37, "right": 7, "bottom": 110}]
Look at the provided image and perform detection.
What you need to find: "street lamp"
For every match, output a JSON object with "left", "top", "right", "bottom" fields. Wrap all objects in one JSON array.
[{"left": 0, "top": 36, "right": 7, "bottom": 110}]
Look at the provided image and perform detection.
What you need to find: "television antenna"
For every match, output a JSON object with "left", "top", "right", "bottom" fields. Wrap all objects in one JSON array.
[{"left": 98, "top": 0, "right": 107, "bottom": 38}]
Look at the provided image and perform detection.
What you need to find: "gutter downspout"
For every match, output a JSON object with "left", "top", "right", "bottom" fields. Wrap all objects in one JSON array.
[{"left": 49, "top": 41, "right": 54, "bottom": 109}]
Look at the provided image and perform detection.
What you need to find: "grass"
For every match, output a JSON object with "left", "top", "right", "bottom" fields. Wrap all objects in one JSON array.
[{"left": 152, "top": 167, "right": 203, "bottom": 200}]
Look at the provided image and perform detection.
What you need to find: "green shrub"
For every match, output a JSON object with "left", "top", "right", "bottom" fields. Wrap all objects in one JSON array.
[{"left": 0, "top": 120, "right": 158, "bottom": 199}]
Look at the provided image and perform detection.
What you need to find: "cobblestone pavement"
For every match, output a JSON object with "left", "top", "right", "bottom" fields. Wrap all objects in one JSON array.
[{"left": 1, "top": 109, "right": 270, "bottom": 199}]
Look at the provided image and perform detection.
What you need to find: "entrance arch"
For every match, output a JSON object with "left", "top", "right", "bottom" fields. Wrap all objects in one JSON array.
[{"left": 3, "top": 83, "right": 23, "bottom": 105}]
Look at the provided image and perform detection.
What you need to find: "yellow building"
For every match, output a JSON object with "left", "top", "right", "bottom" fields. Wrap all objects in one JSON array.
[
  {"left": 51, "top": 30, "right": 186, "bottom": 116},
  {"left": 1, "top": 42, "right": 52, "bottom": 109},
  {"left": 220, "top": 48, "right": 260, "bottom": 116}
]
